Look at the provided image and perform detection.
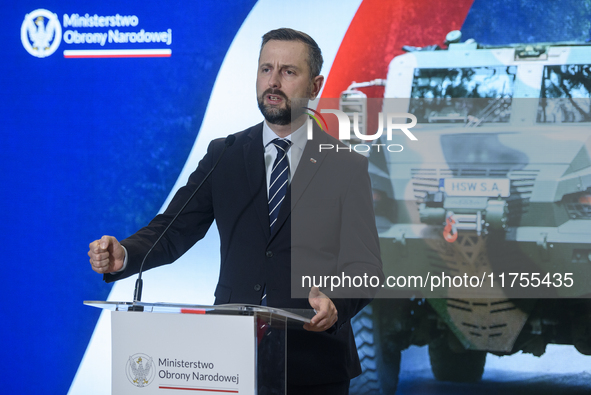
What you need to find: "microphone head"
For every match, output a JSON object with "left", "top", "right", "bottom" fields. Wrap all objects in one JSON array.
[{"left": 225, "top": 135, "right": 236, "bottom": 147}]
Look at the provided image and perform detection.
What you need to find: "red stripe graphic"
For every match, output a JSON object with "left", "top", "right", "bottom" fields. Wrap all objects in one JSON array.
[
  {"left": 320, "top": 0, "right": 474, "bottom": 137},
  {"left": 180, "top": 308, "right": 206, "bottom": 314},
  {"left": 63, "top": 49, "right": 171, "bottom": 58},
  {"left": 159, "top": 386, "right": 238, "bottom": 393},
  {"left": 64, "top": 54, "right": 171, "bottom": 58}
]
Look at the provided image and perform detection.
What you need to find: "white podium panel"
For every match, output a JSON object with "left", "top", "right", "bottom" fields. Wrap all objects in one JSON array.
[{"left": 111, "top": 311, "right": 256, "bottom": 394}]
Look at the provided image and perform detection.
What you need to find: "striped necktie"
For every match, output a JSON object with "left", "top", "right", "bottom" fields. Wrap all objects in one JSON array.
[{"left": 268, "top": 138, "right": 291, "bottom": 231}]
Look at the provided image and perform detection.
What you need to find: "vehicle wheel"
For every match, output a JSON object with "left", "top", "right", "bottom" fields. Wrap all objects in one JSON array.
[
  {"left": 428, "top": 336, "right": 486, "bottom": 382},
  {"left": 350, "top": 304, "right": 401, "bottom": 394}
]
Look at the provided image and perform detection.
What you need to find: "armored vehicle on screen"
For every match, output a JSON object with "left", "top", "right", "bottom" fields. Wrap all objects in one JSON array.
[{"left": 345, "top": 32, "right": 591, "bottom": 394}]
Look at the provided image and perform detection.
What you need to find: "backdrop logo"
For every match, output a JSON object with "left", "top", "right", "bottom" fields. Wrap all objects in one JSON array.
[
  {"left": 305, "top": 109, "right": 418, "bottom": 153},
  {"left": 303, "top": 107, "right": 328, "bottom": 132},
  {"left": 21, "top": 9, "right": 62, "bottom": 58},
  {"left": 126, "top": 353, "right": 155, "bottom": 388}
]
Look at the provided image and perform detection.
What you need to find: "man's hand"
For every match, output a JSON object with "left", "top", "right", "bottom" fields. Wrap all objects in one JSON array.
[
  {"left": 304, "top": 286, "right": 338, "bottom": 332},
  {"left": 88, "top": 235, "right": 125, "bottom": 274}
]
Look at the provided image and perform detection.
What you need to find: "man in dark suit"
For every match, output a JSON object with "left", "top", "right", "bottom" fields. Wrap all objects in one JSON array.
[{"left": 88, "top": 28, "right": 383, "bottom": 395}]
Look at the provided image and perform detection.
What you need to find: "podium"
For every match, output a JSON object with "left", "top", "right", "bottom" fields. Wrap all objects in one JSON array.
[{"left": 85, "top": 301, "right": 315, "bottom": 395}]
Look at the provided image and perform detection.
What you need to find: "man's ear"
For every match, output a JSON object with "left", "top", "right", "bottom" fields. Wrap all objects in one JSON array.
[{"left": 310, "top": 75, "right": 324, "bottom": 100}]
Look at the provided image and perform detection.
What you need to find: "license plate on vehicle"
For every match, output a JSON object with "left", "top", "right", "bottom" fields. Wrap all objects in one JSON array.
[{"left": 441, "top": 178, "right": 510, "bottom": 197}]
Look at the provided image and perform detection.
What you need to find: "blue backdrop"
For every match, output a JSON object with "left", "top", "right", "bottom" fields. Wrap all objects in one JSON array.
[{"left": 2, "top": 2, "right": 255, "bottom": 393}]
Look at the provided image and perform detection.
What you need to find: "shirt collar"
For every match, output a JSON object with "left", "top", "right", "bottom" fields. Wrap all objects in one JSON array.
[{"left": 262, "top": 120, "right": 307, "bottom": 151}]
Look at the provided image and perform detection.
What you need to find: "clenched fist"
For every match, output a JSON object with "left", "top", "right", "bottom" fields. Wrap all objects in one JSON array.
[{"left": 88, "top": 235, "right": 125, "bottom": 274}]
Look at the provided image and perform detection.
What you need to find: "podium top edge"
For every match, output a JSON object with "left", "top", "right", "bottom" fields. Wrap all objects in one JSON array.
[{"left": 84, "top": 300, "right": 313, "bottom": 323}]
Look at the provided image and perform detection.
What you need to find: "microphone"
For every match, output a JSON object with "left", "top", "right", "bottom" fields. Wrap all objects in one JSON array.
[{"left": 130, "top": 135, "right": 236, "bottom": 310}]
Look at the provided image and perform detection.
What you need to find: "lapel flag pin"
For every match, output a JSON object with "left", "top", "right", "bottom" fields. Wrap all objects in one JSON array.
[{"left": 310, "top": 158, "right": 317, "bottom": 164}]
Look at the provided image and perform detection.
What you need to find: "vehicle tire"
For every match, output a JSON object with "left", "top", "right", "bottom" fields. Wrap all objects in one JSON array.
[
  {"left": 350, "top": 304, "right": 401, "bottom": 394},
  {"left": 428, "top": 336, "right": 486, "bottom": 382}
]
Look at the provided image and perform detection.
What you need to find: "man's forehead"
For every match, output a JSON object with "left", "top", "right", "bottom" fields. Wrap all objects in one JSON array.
[{"left": 259, "top": 40, "right": 308, "bottom": 65}]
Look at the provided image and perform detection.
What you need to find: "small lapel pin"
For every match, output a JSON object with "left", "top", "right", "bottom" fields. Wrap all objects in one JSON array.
[{"left": 310, "top": 158, "right": 317, "bottom": 164}]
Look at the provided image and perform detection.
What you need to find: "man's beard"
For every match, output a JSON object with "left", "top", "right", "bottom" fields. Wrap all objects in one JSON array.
[
  {"left": 257, "top": 90, "right": 292, "bottom": 125},
  {"left": 257, "top": 89, "right": 308, "bottom": 126}
]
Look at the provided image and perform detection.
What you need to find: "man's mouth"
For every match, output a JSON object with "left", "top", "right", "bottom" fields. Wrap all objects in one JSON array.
[{"left": 264, "top": 90, "right": 287, "bottom": 105}]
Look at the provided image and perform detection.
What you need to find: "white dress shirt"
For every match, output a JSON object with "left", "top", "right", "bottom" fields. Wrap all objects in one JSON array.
[{"left": 262, "top": 120, "right": 308, "bottom": 196}]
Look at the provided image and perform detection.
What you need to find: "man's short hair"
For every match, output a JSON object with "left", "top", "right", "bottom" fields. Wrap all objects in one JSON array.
[{"left": 261, "top": 28, "right": 323, "bottom": 79}]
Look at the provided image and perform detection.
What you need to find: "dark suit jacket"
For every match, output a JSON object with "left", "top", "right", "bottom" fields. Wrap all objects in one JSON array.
[{"left": 106, "top": 122, "right": 383, "bottom": 385}]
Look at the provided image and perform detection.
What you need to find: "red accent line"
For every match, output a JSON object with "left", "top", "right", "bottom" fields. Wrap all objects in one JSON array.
[
  {"left": 304, "top": 107, "right": 329, "bottom": 131},
  {"left": 64, "top": 54, "right": 171, "bottom": 58},
  {"left": 159, "top": 386, "right": 238, "bottom": 393},
  {"left": 320, "top": 0, "right": 474, "bottom": 137},
  {"left": 180, "top": 308, "right": 206, "bottom": 314}
]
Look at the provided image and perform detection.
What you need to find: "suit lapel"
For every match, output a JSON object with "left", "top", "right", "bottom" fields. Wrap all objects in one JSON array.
[
  {"left": 243, "top": 123, "right": 271, "bottom": 239},
  {"left": 290, "top": 130, "right": 330, "bottom": 209},
  {"left": 269, "top": 129, "right": 330, "bottom": 240}
]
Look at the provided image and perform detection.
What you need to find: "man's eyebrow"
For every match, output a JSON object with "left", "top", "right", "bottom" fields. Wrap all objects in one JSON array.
[{"left": 259, "top": 62, "right": 301, "bottom": 70}]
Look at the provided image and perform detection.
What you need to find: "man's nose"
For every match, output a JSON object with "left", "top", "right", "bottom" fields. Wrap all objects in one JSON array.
[{"left": 268, "top": 70, "right": 281, "bottom": 90}]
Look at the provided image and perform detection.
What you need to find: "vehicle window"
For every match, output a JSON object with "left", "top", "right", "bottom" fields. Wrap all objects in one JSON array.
[
  {"left": 409, "top": 66, "right": 517, "bottom": 124},
  {"left": 537, "top": 65, "right": 591, "bottom": 123}
]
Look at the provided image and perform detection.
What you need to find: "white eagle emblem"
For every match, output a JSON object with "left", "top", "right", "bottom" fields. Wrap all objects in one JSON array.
[
  {"left": 127, "top": 354, "right": 155, "bottom": 388},
  {"left": 129, "top": 356, "right": 153, "bottom": 387},
  {"left": 21, "top": 9, "right": 62, "bottom": 58}
]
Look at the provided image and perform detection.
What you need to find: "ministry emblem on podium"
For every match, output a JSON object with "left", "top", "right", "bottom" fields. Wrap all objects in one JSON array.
[{"left": 126, "top": 353, "right": 155, "bottom": 388}]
